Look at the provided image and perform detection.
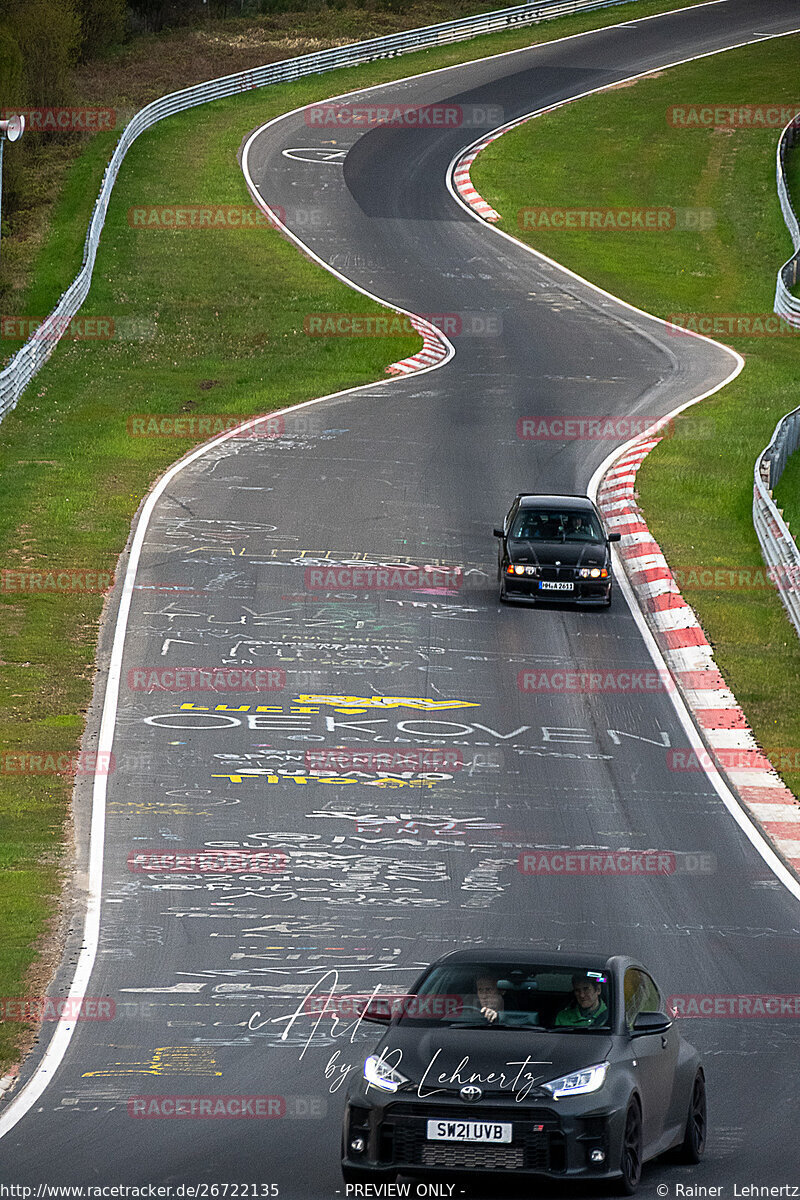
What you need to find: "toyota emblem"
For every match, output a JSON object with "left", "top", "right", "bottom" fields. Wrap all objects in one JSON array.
[{"left": 460, "top": 1085, "right": 482, "bottom": 1102}]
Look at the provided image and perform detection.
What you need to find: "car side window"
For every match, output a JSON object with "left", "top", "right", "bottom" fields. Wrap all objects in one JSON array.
[
  {"left": 624, "top": 968, "right": 664, "bottom": 1030},
  {"left": 644, "top": 973, "right": 667, "bottom": 1016},
  {"left": 504, "top": 501, "right": 519, "bottom": 534}
]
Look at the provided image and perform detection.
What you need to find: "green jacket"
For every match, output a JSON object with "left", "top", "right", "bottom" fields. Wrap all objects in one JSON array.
[{"left": 554, "top": 999, "right": 609, "bottom": 1028}]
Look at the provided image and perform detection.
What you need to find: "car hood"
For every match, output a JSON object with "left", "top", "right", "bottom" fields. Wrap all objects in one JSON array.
[
  {"left": 373, "top": 1026, "right": 614, "bottom": 1099},
  {"left": 507, "top": 541, "right": 607, "bottom": 567}
]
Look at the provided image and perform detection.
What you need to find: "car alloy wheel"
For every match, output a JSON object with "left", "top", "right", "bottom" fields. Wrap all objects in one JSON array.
[
  {"left": 678, "top": 1072, "right": 707, "bottom": 1163},
  {"left": 618, "top": 1100, "right": 642, "bottom": 1194}
]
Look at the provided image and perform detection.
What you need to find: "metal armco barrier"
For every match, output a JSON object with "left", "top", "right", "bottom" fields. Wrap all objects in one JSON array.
[
  {"left": 0, "top": 0, "right": 637, "bottom": 422},
  {"left": 774, "top": 115, "right": 800, "bottom": 328},
  {"left": 754, "top": 405, "right": 800, "bottom": 638},
  {"left": 754, "top": 119, "right": 800, "bottom": 638}
]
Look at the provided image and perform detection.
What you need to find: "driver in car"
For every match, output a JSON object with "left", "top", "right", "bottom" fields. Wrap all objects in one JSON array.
[
  {"left": 473, "top": 975, "right": 539, "bottom": 1026},
  {"left": 476, "top": 975, "right": 506, "bottom": 1023},
  {"left": 555, "top": 974, "right": 609, "bottom": 1028}
]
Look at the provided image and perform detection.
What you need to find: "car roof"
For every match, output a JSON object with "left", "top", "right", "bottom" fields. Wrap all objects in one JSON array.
[
  {"left": 516, "top": 494, "right": 596, "bottom": 510},
  {"left": 430, "top": 948, "right": 614, "bottom": 970}
]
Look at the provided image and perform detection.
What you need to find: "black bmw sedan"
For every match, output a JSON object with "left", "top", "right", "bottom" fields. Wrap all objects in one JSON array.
[
  {"left": 493, "top": 494, "right": 621, "bottom": 605},
  {"left": 341, "top": 949, "right": 705, "bottom": 1194}
]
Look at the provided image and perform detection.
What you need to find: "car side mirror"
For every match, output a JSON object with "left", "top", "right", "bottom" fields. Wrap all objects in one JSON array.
[
  {"left": 360, "top": 998, "right": 394, "bottom": 1024},
  {"left": 607, "top": 532, "right": 621, "bottom": 543},
  {"left": 631, "top": 1010, "right": 672, "bottom": 1036},
  {"left": 493, "top": 527, "right": 504, "bottom": 538}
]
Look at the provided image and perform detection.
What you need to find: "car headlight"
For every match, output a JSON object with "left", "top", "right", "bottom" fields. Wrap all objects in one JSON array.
[
  {"left": 578, "top": 568, "right": 608, "bottom": 579},
  {"left": 513, "top": 565, "right": 525, "bottom": 575},
  {"left": 541, "top": 1061, "right": 609, "bottom": 1100},
  {"left": 364, "top": 1054, "right": 409, "bottom": 1094}
]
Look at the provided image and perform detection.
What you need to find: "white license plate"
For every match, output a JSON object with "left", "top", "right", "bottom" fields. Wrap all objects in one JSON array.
[
  {"left": 540, "top": 581, "right": 573, "bottom": 591},
  {"left": 426, "top": 1120, "right": 512, "bottom": 1144}
]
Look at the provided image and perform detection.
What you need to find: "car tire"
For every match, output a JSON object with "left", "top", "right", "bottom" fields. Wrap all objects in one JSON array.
[
  {"left": 603, "top": 588, "right": 612, "bottom": 609},
  {"left": 499, "top": 580, "right": 508, "bottom": 604},
  {"left": 616, "top": 1099, "right": 643, "bottom": 1195},
  {"left": 676, "top": 1071, "right": 707, "bottom": 1164}
]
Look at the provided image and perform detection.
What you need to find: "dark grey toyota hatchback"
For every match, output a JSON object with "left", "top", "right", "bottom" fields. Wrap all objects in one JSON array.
[
  {"left": 341, "top": 949, "right": 705, "bottom": 1194},
  {"left": 493, "top": 493, "right": 621, "bottom": 606}
]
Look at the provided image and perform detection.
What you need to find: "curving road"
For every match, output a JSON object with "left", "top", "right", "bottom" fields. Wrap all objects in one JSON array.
[{"left": 2, "top": 1, "right": 800, "bottom": 1193}]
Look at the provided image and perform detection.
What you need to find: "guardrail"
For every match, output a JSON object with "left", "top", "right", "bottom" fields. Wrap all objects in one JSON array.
[
  {"left": 0, "top": 0, "right": 637, "bottom": 423},
  {"left": 754, "top": 119, "right": 800, "bottom": 638},
  {"left": 774, "top": 116, "right": 800, "bottom": 328},
  {"left": 754, "top": 406, "right": 800, "bottom": 638}
]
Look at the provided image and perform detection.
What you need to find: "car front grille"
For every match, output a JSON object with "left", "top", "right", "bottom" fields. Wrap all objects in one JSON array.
[
  {"left": 420, "top": 1143, "right": 524, "bottom": 1170},
  {"left": 538, "top": 566, "right": 578, "bottom": 581}
]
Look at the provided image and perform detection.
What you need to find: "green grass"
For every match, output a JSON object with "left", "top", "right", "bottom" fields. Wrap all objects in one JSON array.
[
  {"left": 774, "top": 437, "right": 800, "bottom": 540},
  {"left": 0, "top": 0, "right": 721, "bottom": 1074},
  {"left": 471, "top": 35, "right": 800, "bottom": 797},
  {"left": 773, "top": 141, "right": 800, "bottom": 529},
  {"left": 784, "top": 138, "right": 800, "bottom": 299}
]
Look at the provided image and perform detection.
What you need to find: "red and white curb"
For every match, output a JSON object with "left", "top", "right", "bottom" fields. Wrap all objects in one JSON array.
[
  {"left": 386, "top": 314, "right": 450, "bottom": 375},
  {"left": 597, "top": 437, "right": 800, "bottom": 877},
  {"left": 452, "top": 141, "right": 503, "bottom": 222},
  {"left": 451, "top": 106, "right": 566, "bottom": 223}
]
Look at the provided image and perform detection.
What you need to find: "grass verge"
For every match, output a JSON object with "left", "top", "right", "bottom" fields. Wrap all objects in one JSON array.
[
  {"left": 471, "top": 34, "right": 800, "bottom": 797},
  {"left": 785, "top": 138, "right": 800, "bottom": 301},
  {"left": 773, "top": 140, "right": 800, "bottom": 527},
  {"left": 774, "top": 439, "right": 800, "bottom": 539}
]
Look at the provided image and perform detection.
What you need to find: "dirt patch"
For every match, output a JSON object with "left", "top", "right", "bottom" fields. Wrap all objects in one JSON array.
[{"left": 602, "top": 70, "right": 665, "bottom": 91}]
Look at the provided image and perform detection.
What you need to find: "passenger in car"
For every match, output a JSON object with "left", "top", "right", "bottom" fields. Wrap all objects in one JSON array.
[{"left": 555, "top": 974, "right": 609, "bottom": 1027}]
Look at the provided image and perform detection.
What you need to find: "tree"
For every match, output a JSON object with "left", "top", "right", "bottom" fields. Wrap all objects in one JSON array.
[
  {"left": 0, "top": 24, "right": 26, "bottom": 230},
  {"left": 78, "top": 0, "right": 126, "bottom": 59},
  {"left": 8, "top": 0, "right": 81, "bottom": 106}
]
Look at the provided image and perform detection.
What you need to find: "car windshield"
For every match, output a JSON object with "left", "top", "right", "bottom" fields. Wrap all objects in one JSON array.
[
  {"left": 392, "top": 963, "right": 612, "bottom": 1030},
  {"left": 510, "top": 509, "right": 604, "bottom": 543}
]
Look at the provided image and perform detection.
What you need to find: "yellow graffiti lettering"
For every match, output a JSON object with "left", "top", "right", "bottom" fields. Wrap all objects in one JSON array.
[{"left": 296, "top": 694, "right": 479, "bottom": 711}]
